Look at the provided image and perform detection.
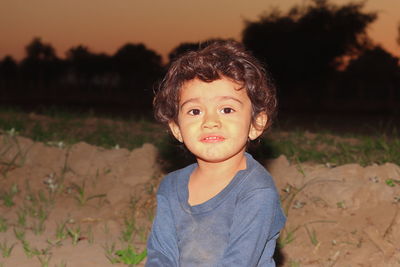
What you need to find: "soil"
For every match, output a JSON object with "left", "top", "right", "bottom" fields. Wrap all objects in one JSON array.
[{"left": 1, "top": 134, "right": 399, "bottom": 266}]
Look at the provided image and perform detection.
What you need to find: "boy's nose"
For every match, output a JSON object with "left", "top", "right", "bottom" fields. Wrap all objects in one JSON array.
[{"left": 202, "top": 112, "right": 221, "bottom": 129}]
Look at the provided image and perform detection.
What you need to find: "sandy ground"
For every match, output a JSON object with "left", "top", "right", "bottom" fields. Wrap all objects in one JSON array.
[{"left": 1, "top": 134, "right": 400, "bottom": 266}]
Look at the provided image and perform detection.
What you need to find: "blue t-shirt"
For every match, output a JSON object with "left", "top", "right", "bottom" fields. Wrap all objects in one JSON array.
[{"left": 146, "top": 153, "right": 286, "bottom": 267}]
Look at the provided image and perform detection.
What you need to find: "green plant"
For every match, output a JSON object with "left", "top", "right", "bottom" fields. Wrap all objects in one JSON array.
[
  {"left": 120, "top": 217, "right": 136, "bottom": 243},
  {"left": 32, "top": 218, "right": 46, "bottom": 235},
  {"left": 55, "top": 220, "right": 68, "bottom": 240},
  {"left": 46, "top": 239, "right": 63, "bottom": 248},
  {"left": 385, "top": 178, "right": 400, "bottom": 187},
  {"left": 17, "top": 209, "right": 27, "bottom": 227},
  {"left": 13, "top": 227, "right": 25, "bottom": 241},
  {"left": 24, "top": 203, "right": 48, "bottom": 235},
  {"left": 114, "top": 245, "right": 147, "bottom": 266},
  {"left": 295, "top": 157, "right": 306, "bottom": 177},
  {"left": 289, "top": 259, "right": 301, "bottom": 267},
  {"left": 87, "top": 225, "right": 94, "bottom": 245},
  {"left": 22, "top": 240, "right": 41, "bottom": 258},
  {"left": 0, "top": 217, "right": 8, "bottom": 232},
  {"left": 70, "top": 181, "right": 106, "bottom": 206},
  {"left": 1, "top": 183, "right": 19, "bottom": 207},
  {"left": 0, "top": 128, "right": 31, "bottom": 178},
  {"left": 278, "top": 226, "right": 301, "bottom": 248},
  {"left": 66, "top": 225, "right": 81, "bottom": 245},
  {"left": 137, "top": 225, "right": 148, "bottom": 242},
  {"left": 0, "top": 239, "right": 16, "bottom": 258},
  {"left": 304, "top": 225, "right": 319, "bottom": 246},
  {"left": 104, "top": 242, "right": 119, "bottom": 264},
  {"left": 22, "top": 241, "right": 51, "bottom": 265},
  {"left": 336, "top": 200, "right": 346, "bottom": 209},
  {"left": 37, "top": 250, "right": 52, "bottom": 267}
]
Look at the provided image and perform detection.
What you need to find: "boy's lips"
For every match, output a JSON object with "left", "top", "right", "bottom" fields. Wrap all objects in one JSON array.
[{"left": 200, "top": 135, "right": 225, "bottom": 143}]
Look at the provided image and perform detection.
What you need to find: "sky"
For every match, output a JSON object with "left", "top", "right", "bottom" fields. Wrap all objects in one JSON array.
[{"left": 0, "top": 0, "right": 399, "bottom": 63}]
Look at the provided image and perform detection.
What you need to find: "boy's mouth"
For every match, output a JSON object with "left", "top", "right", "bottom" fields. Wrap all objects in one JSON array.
[{"left": 200, "top": 135, "right": 225, "bottom": 143}]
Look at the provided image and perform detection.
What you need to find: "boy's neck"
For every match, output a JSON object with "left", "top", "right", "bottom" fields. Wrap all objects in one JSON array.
[
  {"left": 188, "top": 152, "right": 248, "bottom": 206},
  {"left": 194, "top": 152, "right": 247, "bottom": 181}
]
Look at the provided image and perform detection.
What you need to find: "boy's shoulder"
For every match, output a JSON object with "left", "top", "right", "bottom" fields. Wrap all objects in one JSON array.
[
  {"left": 157, "top": 163, "right": 196, "bottom": 195},
  {"left": 241, "top": 153, "right": 278, "bottom": 193}
]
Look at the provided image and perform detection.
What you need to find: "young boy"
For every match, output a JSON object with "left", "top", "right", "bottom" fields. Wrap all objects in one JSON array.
[{"left": 146, "top": 40, "right": 286, "bottom": 267}]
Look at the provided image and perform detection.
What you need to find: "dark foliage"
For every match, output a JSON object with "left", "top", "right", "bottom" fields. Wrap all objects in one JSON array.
[
  {"left": 1, "top": 38, "right": 163, "bottom": 114},
  {"left": 337, "top": 46, "right": 400, "bottom": 112},
  {"left": 242, "top": 0, "right": 379, "bottom": 108},
  {"left": 113, "top": 43, "right": 163, "bottom": 110}
]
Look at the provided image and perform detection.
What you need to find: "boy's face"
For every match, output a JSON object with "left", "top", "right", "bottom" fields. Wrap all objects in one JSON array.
[{"left": 169, "top": 77, "right": 267, "bottom": 164}]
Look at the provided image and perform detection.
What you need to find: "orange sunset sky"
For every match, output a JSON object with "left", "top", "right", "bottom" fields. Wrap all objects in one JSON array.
[{"left": 1, "top": 0, "right": 399, "bottom": 63}]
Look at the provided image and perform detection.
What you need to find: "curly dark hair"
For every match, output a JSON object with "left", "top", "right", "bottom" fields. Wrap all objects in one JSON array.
[{"left": 154, "top": 39, "right": 277, "bottom": 131}]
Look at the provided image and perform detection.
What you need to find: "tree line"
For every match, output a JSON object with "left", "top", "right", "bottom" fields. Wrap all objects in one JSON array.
[{"left": 1, "top": 0, "right": 399, "bottom": 114}]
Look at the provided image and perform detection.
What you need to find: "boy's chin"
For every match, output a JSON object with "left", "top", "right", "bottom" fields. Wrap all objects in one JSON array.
[{"left": 194, "top": 150, "right": 246, "bottom": 164}]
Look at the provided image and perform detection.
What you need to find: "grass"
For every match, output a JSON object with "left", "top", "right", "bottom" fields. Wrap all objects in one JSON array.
[
  {"left": 0, "top": 239, "right": 15, "bottom": 258},
  {"left": 69, "top": 181, "right": 106, "bottom": 206},
  {"left": 114, "top": 245, "right": 147, "bottom": 266},
  {"left": 55, "top": 220, "right": 68, "bottom": 241},
  {"left": 120, "top": 217, "right": 137, "bottom": 243},
  {"left": 254, "top": 130, "right": 400, "bottom": 167},
  {"left": 104, "top": 242, "right": 147, "bottom": 266},
  {"left": 66, "top": 225, "right": 82, "bottom": 246},
  {"left": 0, "top": 107, "right": 160, "bottom": 150},
  {"left": 304, "top": 225, "right": 319, "bottom": 247},
  {"left": 0, "top": 183, "right": 19, "bottom": 207},
  {"left": 17, "top": 208, "right": 27, "bottom": 227},
  {"left": 0, "top": 217, "right": 8, "bottom": 232},
  {"left": 0, "top": 128, "right": 31, "bottom": 178},
  {"left": 278, "top": 226, "right": 300, "bottom": 249},
  {"left": 13, "top": 227, "right": 25, "bottom": 242},
  {"left": 1, "top": 108, "right": 398, "bottom": 170}
]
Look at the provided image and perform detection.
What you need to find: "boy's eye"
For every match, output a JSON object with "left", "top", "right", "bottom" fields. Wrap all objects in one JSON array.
[
  {"left": 221, "top": 107, "right": 235, "bottom": 114},
  {"left": 188, "top": 109, "right": 201, "bottom": 115}
]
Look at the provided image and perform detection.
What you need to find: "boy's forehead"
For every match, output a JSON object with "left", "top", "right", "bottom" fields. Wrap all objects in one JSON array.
[
  {"left": 180, "top": 77, "right": 244, "bottom": 93},
  {"left": 178, "top": 78, "right": 249, "bottom": 105}
]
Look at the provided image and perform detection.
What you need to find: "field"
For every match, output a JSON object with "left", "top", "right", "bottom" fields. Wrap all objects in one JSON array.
[{"left": 0, "top": 108, "right": 399, "bottom": 266}]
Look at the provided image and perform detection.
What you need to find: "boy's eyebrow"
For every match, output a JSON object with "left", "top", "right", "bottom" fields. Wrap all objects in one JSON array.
[
  {"left": 180, "top": 96, "right": 243, "bottom": 109},
  {"left": 218, "top": 96, "right": 243, "bottom": 105},
  {"left": 180, "top": 98, "right": 200, "bottom": 109}
]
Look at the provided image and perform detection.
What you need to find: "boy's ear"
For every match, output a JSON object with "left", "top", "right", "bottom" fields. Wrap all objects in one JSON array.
[
  {"left": 168, "top": 121, "right": 183, "bottom": 143},
  {"left": 249, "top": 112, "right": 268, "bottom": 140}
]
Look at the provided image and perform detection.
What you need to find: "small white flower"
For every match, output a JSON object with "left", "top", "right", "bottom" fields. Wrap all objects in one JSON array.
[{"left": 7, "top": 128, "right": 18, "bottom": 136}]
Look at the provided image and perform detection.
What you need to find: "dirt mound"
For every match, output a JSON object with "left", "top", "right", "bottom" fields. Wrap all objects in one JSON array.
[
  {"left": 0, "top": 134, "right": 159, "bottom": 266},
  {"left": 1, "top": 134, "right": 400, "bottom": 266},
  {"left": 268, "top": 155, "right": 400, "bottom": 266}
]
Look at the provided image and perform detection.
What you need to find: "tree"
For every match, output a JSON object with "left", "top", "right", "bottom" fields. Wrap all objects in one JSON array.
[
  {"left": 242, "top": 0, "right": 377, "bottom": 102},
  {"left": 0, "top": 55, "right": 18, "bottom": 81},
  {"left": 20, "top": 37, "right": 64, "bottom": 91},
  {"left": 0, "top": 56, "right": 19, "bottom": 96},
  {"left": 66, "top": 45, "right": 112, "bottom": 91},
  {"left": 113, "top": 43, "right": 163, "bottom": 109},
  {"left": 339, "top": 46, "right": 400, "bottom": 108}
]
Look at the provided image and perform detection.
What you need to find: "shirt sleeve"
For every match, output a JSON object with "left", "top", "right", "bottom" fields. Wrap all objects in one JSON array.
[
  {"left": 216, "top": 188, "right": 285, "bottom": 267},
  {"left": 145, "top": 194, "right": 179, "bottom": 267}
]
